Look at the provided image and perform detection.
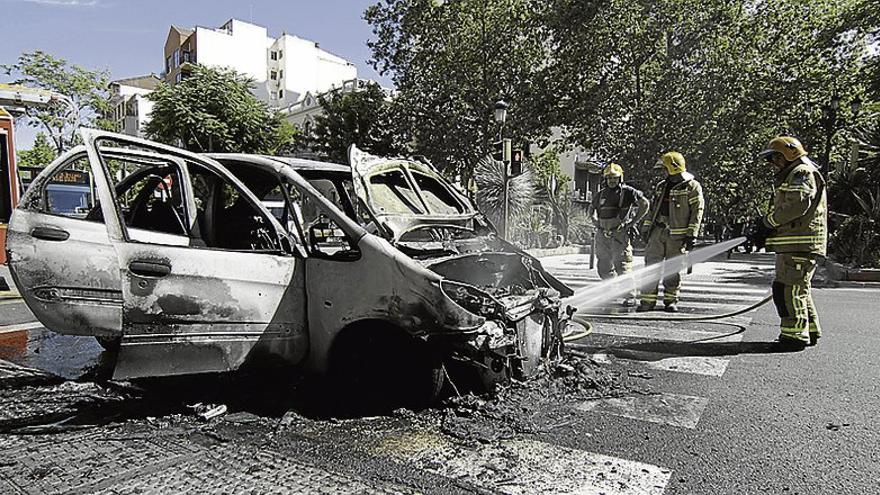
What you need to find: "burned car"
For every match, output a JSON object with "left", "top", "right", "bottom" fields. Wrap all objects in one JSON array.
[{"left": 6, "top": 130, "right": 577, "bottom": 402}]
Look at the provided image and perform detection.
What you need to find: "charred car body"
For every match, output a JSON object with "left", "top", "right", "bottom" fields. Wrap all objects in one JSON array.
[{"left": 6, "top": 130, "right": 577, "bottom": 399}]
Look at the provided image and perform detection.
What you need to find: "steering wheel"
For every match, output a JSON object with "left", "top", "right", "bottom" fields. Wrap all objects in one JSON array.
[{"left": 128, "top": 174, "right": 187, "bottom": 235}]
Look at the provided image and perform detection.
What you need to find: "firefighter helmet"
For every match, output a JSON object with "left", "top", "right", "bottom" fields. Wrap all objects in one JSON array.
[
  {"left": 658, "top": 151, "right": 686, "bottom": 175},
  {"left": 603, "top": 163, "right": 624, "bottom": 179},
  {"left": 758, "top": 136, "right": 807, "bottom": 162}
]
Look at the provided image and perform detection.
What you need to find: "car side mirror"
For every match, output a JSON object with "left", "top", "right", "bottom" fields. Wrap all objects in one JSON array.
[{"left": 308, "top": 216, "right": 359, "bottom": 260}]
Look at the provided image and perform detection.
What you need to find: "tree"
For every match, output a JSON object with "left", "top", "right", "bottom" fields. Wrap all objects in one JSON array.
[
  {"left": 365, "top": 0, "right": 551, "bottom": 184},
  {"left": 2, "top": 50, "right": 112, "bottom": 153},
  {"left": 145, "top": 64, "right": 297, "bottom": 154},
  {"left": 16, "top": 132, "right": 57, "bottom": 168},
  {"left": 530, "top": 149, "right": 573, "bottom": 242},
  {"left": 310, "top": 82, "right": 398, "bottom": 162}
]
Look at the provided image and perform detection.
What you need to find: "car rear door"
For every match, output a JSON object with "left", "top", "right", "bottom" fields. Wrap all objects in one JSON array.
[
  {"left": 6, "top": 147, "right": 122, "bottom": 338},
  {"left": 81, "top": 130, "right": 307, "bottom": 380}
]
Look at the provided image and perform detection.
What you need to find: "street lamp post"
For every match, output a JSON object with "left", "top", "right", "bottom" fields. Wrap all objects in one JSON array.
[
  {"left": 819, "top": 93, "right": 863, "bottom": 176},
  {"left": 848, "top": 96, "right": 862, "bottom": 172},
  {"left": 494, "top": 100, "right": 509, "bottom": 238},
  {"left": 820, "top": 93, "right": 841, "bottom": 177}
]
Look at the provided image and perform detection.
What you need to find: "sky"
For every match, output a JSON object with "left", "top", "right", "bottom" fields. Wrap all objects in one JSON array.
[{"left": 0, "top": 0, "right": 392, "bottom": 148}]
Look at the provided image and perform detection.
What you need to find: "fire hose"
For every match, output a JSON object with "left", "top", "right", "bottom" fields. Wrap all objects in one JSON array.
[{"left": 560, "top": 293, "right": 772, "bottom": 344}]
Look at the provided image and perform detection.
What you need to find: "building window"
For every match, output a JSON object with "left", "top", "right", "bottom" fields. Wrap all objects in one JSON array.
[
  {"left": 182, "top": 51, "right": 191, "bottom": 63},
  {"left": 271, "top": 91, "right": 277, "bottom": 100},
  {"left": 279, "top": 89, "right": 284, "bottom": 99},
  {"left": 278, "top": 50, "right": 283, "bottom": 59},
  {"left": 270, "top": 70, "right": 277, "bottom": 80},
  {"left": 165, "top": 55, "right": 172, "bottom": 73},
  {"left": 176, "top": 72, "right": 183, "bottom": 83},
  {"left": 279, "top": 70, "right": 283, "bottom": 79},
  {"left": 270, "top": 51, "right": 277, "bottom": 61},
  {"left": 173, "top": 49, "right": 180, "bottom": 68}
]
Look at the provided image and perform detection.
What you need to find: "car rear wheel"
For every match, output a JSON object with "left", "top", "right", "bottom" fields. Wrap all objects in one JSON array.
[{"left": 329, "top": 325, "right": 444, "bottom": 415}]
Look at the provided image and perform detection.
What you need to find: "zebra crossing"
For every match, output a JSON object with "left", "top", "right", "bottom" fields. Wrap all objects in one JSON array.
[{"left": 541, "top": 255, "right": 769, "bottom": 429}]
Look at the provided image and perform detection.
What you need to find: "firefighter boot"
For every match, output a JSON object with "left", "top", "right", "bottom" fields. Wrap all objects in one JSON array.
[
  {"left": 664, "top": 302, "right": 679, "bottom": 313},
  {"left": 775, "top": 335, "right": 807, "bottom": 352}
]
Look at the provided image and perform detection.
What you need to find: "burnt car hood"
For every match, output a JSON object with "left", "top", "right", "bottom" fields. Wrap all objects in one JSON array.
[
  {"left": 347, "top": 146, "right": 571, "bottom": 301},
  {"left": 348, "top": 145, "right": 481, "bottom": 239}
]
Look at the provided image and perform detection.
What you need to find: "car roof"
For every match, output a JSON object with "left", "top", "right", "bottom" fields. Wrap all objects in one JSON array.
[{"left": 206, "top": 153, "right": 351, "bottom": 174}]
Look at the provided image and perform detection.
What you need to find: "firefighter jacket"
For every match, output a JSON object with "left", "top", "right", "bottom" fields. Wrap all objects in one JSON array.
[
  {"left": 763, "top": 157, "right": 827, "bottom": 256},
  {"left": 591, "top": 184, "right": 650, "bottom": 231},
  {"left": 643, "top": 172, "right": 704, "bottom": 239}
]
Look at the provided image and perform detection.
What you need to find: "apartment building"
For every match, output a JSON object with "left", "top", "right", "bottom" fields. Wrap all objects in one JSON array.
[
  {"left": 107, "top": 74, "right": 161, "bottom": 137},
  {"left": 162, "top": 19, "right": 357, "bottom": 109}
]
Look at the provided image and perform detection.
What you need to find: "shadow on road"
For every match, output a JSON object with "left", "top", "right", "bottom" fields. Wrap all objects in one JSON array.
[{"left": 606, "top": 339, "right": 797, "bottom": 359}]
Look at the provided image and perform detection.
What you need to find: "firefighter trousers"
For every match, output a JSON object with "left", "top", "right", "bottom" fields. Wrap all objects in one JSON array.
[
  {"left": 595, "top": 228, "right": 636, "bottom": 298},
  {"left": 773, "top": 253, "right": 821, "bottom": 343},
  {"left": 641, "top": 227, "right": 686, "bottom": 306}
]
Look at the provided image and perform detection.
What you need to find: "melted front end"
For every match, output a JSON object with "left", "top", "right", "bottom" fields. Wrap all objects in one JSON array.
[{"left": 415, "top": 233, "right": 576, "bottom": 387}]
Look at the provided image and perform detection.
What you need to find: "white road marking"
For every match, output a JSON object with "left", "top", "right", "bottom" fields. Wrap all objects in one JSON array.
[
  {"left": 374, "top": 433, "right": 671, "bottom": 495},
  {"left": 591, "top": 323, "right": 745, "bottom": 343},
  {"left": 0, "top": 322, "right": 43, "bottom": 334},
  {"left": 575, "top": 392, "right": 710, "bottom": 429},
  {"left": 630, "top": 353, "right": 730, "bottom": 377}
]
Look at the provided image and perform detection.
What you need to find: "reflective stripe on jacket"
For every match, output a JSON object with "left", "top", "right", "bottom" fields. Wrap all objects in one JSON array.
[
  {"left": 644, "top": 174, "right": 704, "bottom": 239},
  {"left": 763, "top": 157, "right": 827, "bottom": 255}
]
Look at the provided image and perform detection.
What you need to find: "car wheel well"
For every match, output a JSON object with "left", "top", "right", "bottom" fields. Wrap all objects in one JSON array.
[{"left": 327, "top": 319, "right": 445, "bottom": 413}]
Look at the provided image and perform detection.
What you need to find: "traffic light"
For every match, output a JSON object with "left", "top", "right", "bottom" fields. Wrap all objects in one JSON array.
[
  {"left": 492, "top": 138, "right": 512, "bottom": 162},
  {"left": 510, "top": 149, "right": 523, "bottom": 176}
]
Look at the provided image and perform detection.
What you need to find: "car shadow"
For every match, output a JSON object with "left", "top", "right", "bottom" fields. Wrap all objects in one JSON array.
[{"left": 601, "top": 339, "right": 798, "bottom": 359}]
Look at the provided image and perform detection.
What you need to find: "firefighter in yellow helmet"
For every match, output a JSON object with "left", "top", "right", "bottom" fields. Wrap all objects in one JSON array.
[
  {"left": 591, "top": 163, "right": 650, "bottom": 306},
  {"left": 638, "top": 152, "right": 704, "bottom": 312},
  {"left": 753, "top": 136, "right": 827, "bottom": 351}
]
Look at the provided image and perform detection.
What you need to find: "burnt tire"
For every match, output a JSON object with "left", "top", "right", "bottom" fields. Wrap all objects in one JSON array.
[
  {"left": 95, "top": 336, "right": 121, "bottom": 353},
  {"left": 329, "top": 327, "right": 444, "bottom": 415}
]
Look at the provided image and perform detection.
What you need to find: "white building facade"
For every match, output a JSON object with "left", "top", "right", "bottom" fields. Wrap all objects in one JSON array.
[
  {"left": 163, "top": 19, "right": 358, "bottom": 110},
  {"left": 107, "top": 75, "right": 161, "bottom": 137}
]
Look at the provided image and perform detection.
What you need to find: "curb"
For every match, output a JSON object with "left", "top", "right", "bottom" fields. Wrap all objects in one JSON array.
[
  {"left": 823, "top": 260, "right": 880, "bottom": 284},
  {"left": 0, "top": 322, "right": 43, "bottom": 334}
]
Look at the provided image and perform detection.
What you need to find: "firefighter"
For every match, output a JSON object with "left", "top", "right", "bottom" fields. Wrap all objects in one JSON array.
[
  {"left": 591, "top": 163, "right": 650, "bottom": 306},
  {"left": 753, "top": 136, "right": 827, "bottom": 351},
  {"left": 638, "top": 152, "right": 704, "bottom": 312}
]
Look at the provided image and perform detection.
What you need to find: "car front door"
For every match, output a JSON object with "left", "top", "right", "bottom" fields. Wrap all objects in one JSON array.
[{"left": 81, "top": 130, "right": 307, "bottom": 380}]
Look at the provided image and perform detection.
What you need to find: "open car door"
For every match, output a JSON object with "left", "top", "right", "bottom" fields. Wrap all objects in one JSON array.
[{"left": 81, "top": 130, "right": 307, "bottom": 379}]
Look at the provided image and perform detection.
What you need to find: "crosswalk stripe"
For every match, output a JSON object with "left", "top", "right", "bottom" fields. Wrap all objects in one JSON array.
[
  {"left": 373, "top": 433, "right": 672, "bottom": 495},
  {"left": 589, "top": 351, "right": 730, "bottom": 377},
  {"left": 589, "top": 323, "right": 746, "bottom": 343},
  {"left": 575, "top": 392, "right": 710, "bottom": 429},
  {"left": 555, "top": 277, "right": 769, "bottom": 295}
]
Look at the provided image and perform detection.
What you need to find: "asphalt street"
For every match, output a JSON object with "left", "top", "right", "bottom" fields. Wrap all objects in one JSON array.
[{"left": 0, "top": 253, "right": 877, "bottom": 494}]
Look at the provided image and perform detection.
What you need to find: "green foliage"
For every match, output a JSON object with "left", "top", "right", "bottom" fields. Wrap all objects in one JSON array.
[
  {"left": 365, "top": 0, "right": 551, "bottom": 183},
  {"left": 145, "top": 65, "right": 294, "bottom": 154},
  {"left": 2, "top": 50, "right": 112, "bottom": 153},
  {"left": 365, "top": 0, "right": 873, "bottom": 221},
  {"left": 310, "top": 82, "right": 398, "bottom": 163},
  {"left": 530, "top": 148, "right": 574, "bottom": 243},
  {"left": 830, "top": 211, "right": 880, "bottom": 268},
  {"left": 16, "top": 132, "right": 57, "bottom": 168}
]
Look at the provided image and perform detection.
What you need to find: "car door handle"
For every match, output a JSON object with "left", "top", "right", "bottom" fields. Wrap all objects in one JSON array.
[
  {"left": 31, "top": 226, "right": 70, "bottom": 242},
  {"left": 129, "top": 260, "right": 172, "bottom": 278}
]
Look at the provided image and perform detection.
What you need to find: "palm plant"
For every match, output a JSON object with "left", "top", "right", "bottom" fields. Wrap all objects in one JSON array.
[{"left": 474, "top": 156, "right": 535, "bottom": 232}]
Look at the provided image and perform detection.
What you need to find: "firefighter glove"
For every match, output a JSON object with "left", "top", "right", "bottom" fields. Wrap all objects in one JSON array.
[
  {"left": 747, "top": 218, "right": 774, "bottom": 250},
  {"left": 683, "top": 236, "right": 695, "bottom": 251}
]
